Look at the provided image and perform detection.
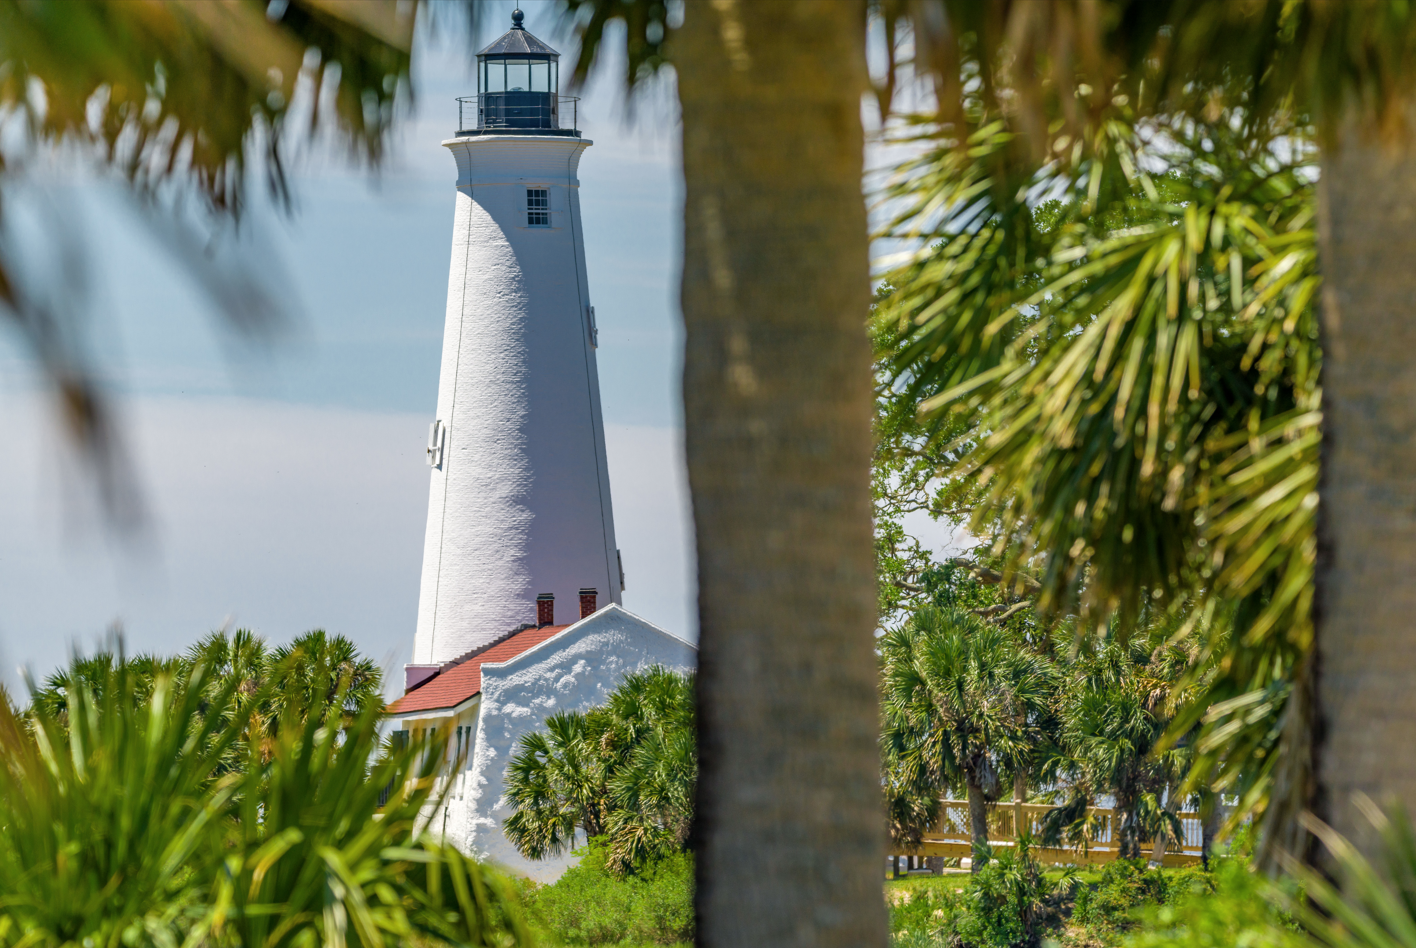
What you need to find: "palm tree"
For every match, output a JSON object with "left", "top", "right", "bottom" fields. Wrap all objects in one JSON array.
[
  {"left": 872, "top": 43, "right": 1311, "bottom": 861},
  {"left": 267, "top": 628, "right": 383, "bottom": 725},
  {"left": 31, "top": 630, "right": 383, "bottom": 774},
  {"left": 504, "top": 710, "right": 614, "bottom": 861},
  {"left": 880, "top": 606, "right": 1054, "bottom": 871},
  {"left": 604, "top": 712, "right": 697, "bottom": 872},
  {"left": 503, "top": 667, "right": 695, "bottom": 876},
  {"left": 30, "top": 649, "right": 184, "bottom": 720},
  {"left": 1051, "top": 646, "right": 1173, "bottom": 860},
  {"left": 601, "top": 667, "right": 697, "bottom": 871},
  {"left": 883, "top": 776, "right": 941, "bottom": 877},
  {"left": 186, "top": 628, "right": 272, "bottom": 757}
]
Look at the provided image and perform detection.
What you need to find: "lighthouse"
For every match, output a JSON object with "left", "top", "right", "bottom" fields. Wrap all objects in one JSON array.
[
  {"left": 390, "top": 10, "right": 696, "bottom": 879},
  {"left": 411, "top": 8, "right": 621, "bottom": 666}
]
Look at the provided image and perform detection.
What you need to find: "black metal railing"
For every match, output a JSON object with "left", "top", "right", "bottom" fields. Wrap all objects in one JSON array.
[{"left": 457, "top": 94, "right": 579, "bottom": 135}]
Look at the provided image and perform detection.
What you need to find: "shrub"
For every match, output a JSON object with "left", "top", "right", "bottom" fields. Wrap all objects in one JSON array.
[
  {"left": 0, "top": 647, "right": 529, "bottom": 948},
  {"left": 1071, "top": 859, "right": 1209, "bottom": 935},
  {"left": 953, "top": 844, "right": 1071, "bottom": 948},
  {"left": 888, "top": 879, "right": 964, "bottom": 946},
  {"left": 891, "top": 840, "right": 1071, "bottom": 948},
  {"left": 1123, "top": 857, "right": 1301, "bottom": 948},
  {"left": 525, "top": 839, "right": 693, "bottom": 946}
]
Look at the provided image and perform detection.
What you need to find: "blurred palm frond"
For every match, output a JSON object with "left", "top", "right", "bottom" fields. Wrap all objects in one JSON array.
[
  {"left": 0, "top": 643, "right": 530, "bottom": 948},
  {"left": 0, "top": 0, "right": 417, "bottom": 514}
]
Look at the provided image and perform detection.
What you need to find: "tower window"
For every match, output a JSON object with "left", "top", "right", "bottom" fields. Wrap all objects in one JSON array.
[{"left": 527, "top": 188, "right": 550, "bottom": 226}]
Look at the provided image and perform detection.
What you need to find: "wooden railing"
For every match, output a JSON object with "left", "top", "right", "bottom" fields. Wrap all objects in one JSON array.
[{"left": 894, "top": 800, "right": 1204, "bottom": 867}]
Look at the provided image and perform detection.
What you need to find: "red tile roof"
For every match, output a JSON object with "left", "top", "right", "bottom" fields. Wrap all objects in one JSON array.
[{"left": 388, "top": 625, "right": 569, "bottom": 714}]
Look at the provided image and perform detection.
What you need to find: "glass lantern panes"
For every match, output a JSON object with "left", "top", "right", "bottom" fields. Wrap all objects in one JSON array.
[{"left": 469, "top": 12, "right": 566, "bottom": 132}]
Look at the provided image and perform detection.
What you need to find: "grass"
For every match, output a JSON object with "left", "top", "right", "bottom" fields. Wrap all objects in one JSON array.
[
  {"left": 520, "top": 844, "right": 1292, "bottom": 947},
  {"left": 520, "top": 841, "right": 693, "bottom": 947}
]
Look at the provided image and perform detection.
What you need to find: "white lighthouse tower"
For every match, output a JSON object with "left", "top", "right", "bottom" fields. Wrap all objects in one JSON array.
[{"left": 411, "top": 9, "right": 621, "bottom": 666}]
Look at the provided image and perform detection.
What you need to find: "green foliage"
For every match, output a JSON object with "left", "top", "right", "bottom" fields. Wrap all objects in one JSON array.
[
  {"left": 951, "top": 842, "right": 1071, "bottom": 948},
  {"left": 880, "top": 607, "right": 1053, "bottom": 858},
  {"left": 1124, "top": 857, "right": 1301, "bottom": 948},
  {"left": 1290, "top": 802, "right": 1416, "bottom": 948},
  {"left": 263, "top": 629, "right": 385, "bottom": 725},
  {"left": 874, "top": 102, "right": 1320, "bottom": 849},
  {"left": 523, "top": 839, "right": 693, "bottom": 947},
  {"left": 1072, "top": 860, "right": 1206, "bottom": 935},
  {"left": 885, "top": 856, "right": 1302, "bottom": 948},
  {"left": 877, "top": 108, "right": 1318, "bottom": 643},
  {"left": 504, "top": 667, "right": 695, "bottom": 876},
  {"left": 30, "top": 630, "right": 383, "bottom": 775},
  {"left": 887, "top": 842, "right": 1070, "bottom": 948},
  {"left": 0, "top": 653, "right": 245, "bottom": 948},
  {"left": 0, "top": 644, "right": 529, "bottom": 948},
  {"left": 888, "top": 879, "right": 964, "bottom": 947},
  {"left": 1044, "top": 643, "right": 1189, "bottom": 860}
]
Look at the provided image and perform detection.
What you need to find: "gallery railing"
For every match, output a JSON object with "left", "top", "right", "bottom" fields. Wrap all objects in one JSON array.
[
  {"left": 456, "top": 94, "right": 580, "bottom": 134},
  {"left": 893, "top": 799, "right": 1207, "bottom": 867}
]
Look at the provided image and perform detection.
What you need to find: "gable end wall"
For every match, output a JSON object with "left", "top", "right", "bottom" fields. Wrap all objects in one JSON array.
[{"left": 459, "top": 605, "right": 696, "bottom": 880}]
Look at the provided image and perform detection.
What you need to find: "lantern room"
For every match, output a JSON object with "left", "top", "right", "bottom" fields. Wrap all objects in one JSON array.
[{"left": 459, "top": 8, "right": 577, "bottom": 136}]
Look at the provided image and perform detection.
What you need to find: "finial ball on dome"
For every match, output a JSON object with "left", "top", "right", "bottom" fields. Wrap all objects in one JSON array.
[{"left": 511, "top": 8, "right": 524, "bottom": 28}]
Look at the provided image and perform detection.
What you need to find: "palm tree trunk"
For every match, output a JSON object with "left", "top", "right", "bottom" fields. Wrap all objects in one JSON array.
[
  {"left": 675, "top": 3, "right": 882, "bottom": 946},
  {"left": 1148, "top": 819, "right": 1166, "bottom": 866},
  {"left": 966, "top": 770, "right": 989, "bottom": 873},
  {"left": 1149, "top": 778, "right": 1177, "bottom": 867},
  {"left": 1315, "top": 111, "right": 1416, "bottom": 861},
  {"left": 1201, "top": 791, "right": 1223, "bottom": 870},
  {"left": 1115, "top": 790, "right": 1139, "bottom": 860}
]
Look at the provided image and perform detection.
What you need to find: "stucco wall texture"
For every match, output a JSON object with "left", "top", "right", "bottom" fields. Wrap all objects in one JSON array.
[
  {"left": 414, "top": 135, "right": 621, "bottom": 665},
  {"left": 449, "top": 605, "right": 697, "bottom": 881}
]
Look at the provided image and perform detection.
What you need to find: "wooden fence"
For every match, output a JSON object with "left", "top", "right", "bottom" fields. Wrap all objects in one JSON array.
[{"left": 894, "top": 800, "right": 1204, "bottom": 867}]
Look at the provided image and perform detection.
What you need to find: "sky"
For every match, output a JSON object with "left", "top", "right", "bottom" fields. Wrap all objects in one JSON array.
[
  {"left": 0, "top": 4, "right": 960, "bottom": 698},
  {"left": 0, "top": 2, "right": 695, "bottom": 696}
]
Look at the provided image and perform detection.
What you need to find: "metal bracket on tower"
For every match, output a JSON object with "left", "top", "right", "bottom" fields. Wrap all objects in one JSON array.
[
  {"left": 617, "top": 549, "right": 625, "bottom": 591},
  {"left": 427, "top": 420, "right": 446, "bottom": 468},
  {"left": 586, "top": 304, "right": 599, "bottom": 348}
]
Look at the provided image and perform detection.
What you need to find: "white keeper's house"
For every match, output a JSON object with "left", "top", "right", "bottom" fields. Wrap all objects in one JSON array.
[{"left": 386, "top": 9, "right": 695, "bottom": 882}]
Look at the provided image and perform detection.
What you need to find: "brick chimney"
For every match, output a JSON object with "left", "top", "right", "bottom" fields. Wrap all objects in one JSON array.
[
  {"left": 536, "top": 593, "right": 555, "bottom": 627},
  {"left": 579, "top": 587, "right": 598, "bottom": 619}
]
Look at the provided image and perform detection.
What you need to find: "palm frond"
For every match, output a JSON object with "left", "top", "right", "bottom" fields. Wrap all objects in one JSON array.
[
  {"left": 0, "top": 643, "right": 529, "bottom": 948},
  {"left": 875, "top": 101, "right": 1321, "bottom": 853}
]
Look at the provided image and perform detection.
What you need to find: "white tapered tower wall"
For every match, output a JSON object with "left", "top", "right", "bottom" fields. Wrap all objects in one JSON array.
[{"left": 413, "top": 134, "right": 621, "bottom": 665}]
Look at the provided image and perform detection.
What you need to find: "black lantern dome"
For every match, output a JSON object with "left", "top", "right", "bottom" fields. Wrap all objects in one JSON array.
[{"left": 459, "top": 8, "right": 578, "bottom": 136}]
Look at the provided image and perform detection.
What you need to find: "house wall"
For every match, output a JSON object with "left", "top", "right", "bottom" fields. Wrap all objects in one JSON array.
[
  {"left": 413, "top": 133, "right": 621, "bottom": 665},
  {"left": 459, "top": 605, "right": 696, "bottom": 881},
  {"left": 396, "top": 701, "right": 482, "bottom": 848}
]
